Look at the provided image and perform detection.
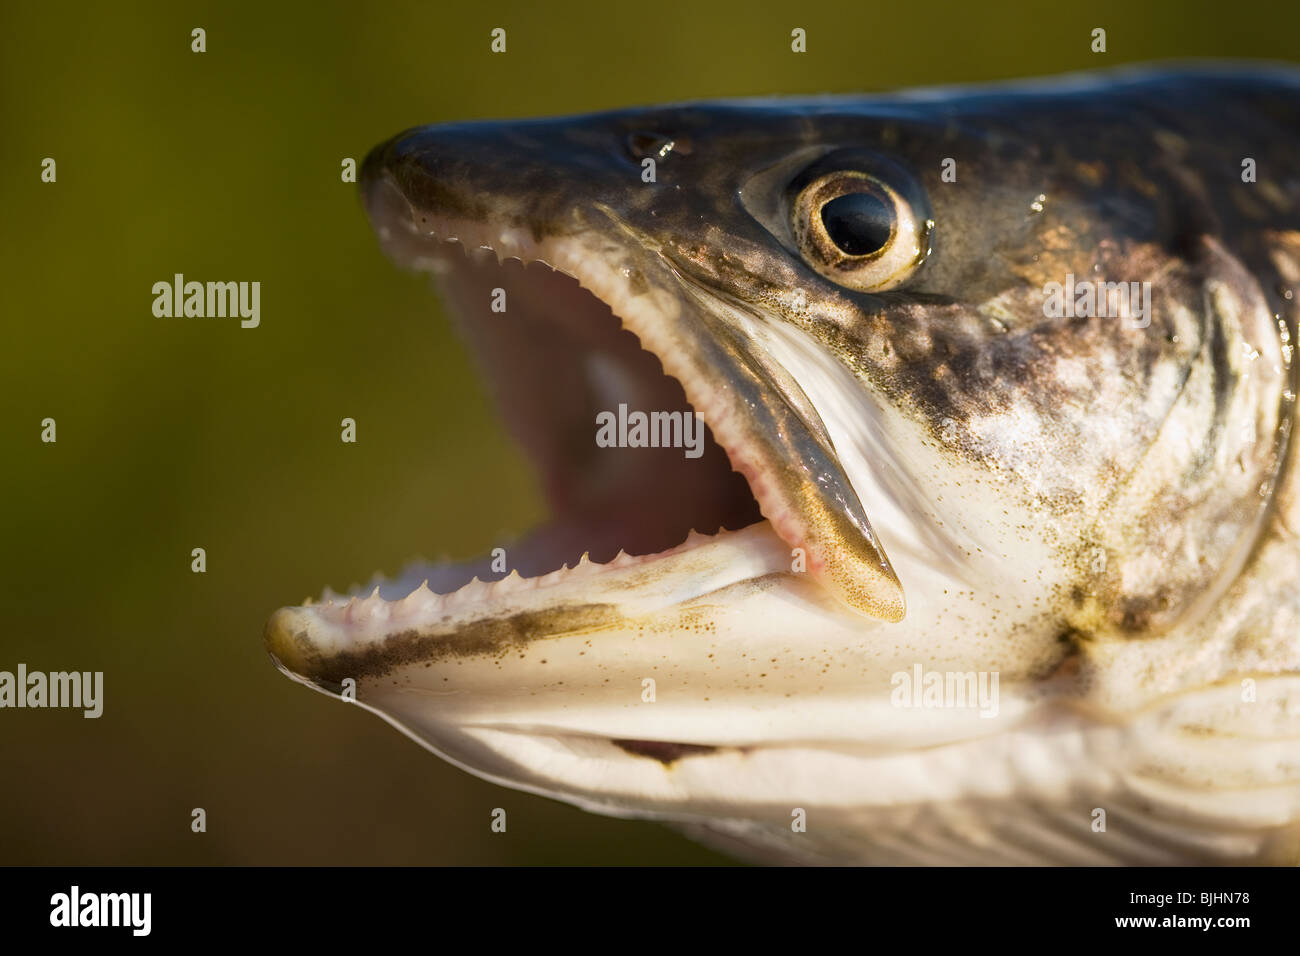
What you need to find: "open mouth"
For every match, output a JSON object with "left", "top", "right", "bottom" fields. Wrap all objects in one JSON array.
[
  {"left": 424, "top": 248, "right": 766, "bottom": 590},
  {"left": 265, "top": 136, "right": 909, "bottom": 792},
  {"left": 266, "top": 153, "right": 906, "bottom": 683},
  {"left": 350, "top": 169, "right": 834, "bottom": 608}
]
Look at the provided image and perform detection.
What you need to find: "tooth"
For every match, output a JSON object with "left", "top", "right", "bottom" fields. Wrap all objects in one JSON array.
[
  {"left": 396, "top": 583, "right": 424, "bottom": 617},
  {"left": 457, "top": 576, "right": 489, "bottom": 604}
]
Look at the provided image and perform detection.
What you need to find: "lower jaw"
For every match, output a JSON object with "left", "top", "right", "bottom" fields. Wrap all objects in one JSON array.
[{"left": 265, "top": 519, "right": 808, "bottom": 685}]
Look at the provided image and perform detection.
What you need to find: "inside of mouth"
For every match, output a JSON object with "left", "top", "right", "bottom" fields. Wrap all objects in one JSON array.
[{"left": 415, "top": 250, "right": 764, "bottom": 592}]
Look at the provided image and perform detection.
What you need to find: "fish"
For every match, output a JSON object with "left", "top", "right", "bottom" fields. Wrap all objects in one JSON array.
[{"left": 265, "top": 65, "right": 1300, "bottom": 865}]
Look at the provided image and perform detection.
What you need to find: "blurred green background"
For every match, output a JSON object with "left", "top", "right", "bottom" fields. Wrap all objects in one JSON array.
[{"left": 2, "top": 0, "right": 1296, "bottom": 865}]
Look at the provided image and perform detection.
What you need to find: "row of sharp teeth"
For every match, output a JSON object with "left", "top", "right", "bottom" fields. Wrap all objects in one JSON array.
[
  {"left": 404, "top": 218, "right": 547, "bottom": 273},
  {"left": 302, "top": 527, "right": 739, "bottom": 625}
]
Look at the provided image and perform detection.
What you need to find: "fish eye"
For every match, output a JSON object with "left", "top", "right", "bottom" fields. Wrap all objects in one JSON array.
[
  {"left": 791, "top": 168, "right": 931, "bottom": 292},
  {"left": 820, "top": 190, "right": 893, "bottom": 256}
]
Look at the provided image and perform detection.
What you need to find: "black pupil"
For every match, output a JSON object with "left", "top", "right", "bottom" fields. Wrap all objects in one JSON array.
[{"left": 820, "top": 192, "right": 893, "bottom": 256}]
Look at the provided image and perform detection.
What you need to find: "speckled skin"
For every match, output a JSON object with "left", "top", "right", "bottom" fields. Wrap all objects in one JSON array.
[{"left": 269, "top": 67, "right": 1300, "bottom": 864}]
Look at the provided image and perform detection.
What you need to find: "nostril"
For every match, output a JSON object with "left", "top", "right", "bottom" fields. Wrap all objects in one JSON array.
[{"left": 625, "top": 131, "right": 677, "bottom": 162}]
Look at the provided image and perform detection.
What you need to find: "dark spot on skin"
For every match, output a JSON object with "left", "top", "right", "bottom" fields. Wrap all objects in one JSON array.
[
  {"left": 296, "top": 603, "right": 621, "bottom": 684},
  {"left": 1057, "top": 626, "right": 1090, "bottom": 646},
  {"left": 625, "top": 267, "right": 649, "bottom": 296},
  {"left": 611, "top": 739, "right": 718, "bottom": 764},
  {"left": 1119, "top": 593, "right": 1173, "bottom": 633},
  {"left": 1025, "top": 628, "right": 1092, "bottom": 683}
]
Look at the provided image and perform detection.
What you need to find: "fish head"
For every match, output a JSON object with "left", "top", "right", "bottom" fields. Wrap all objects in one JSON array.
[{"left": 266, "top": 81, "right": 1296, "bottom": 855}]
